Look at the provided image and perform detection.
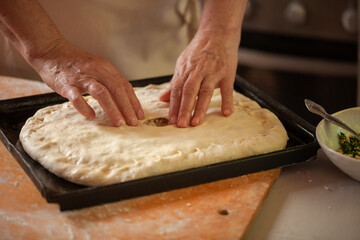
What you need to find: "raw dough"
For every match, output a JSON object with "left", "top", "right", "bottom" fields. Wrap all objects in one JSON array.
[{"left": 19, "top": 83, "right": 288, "bottom": 186}]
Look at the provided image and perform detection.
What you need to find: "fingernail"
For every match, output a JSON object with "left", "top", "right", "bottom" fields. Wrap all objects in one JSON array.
[
  {"left": 131, "top": 118, "right": 138, "bottom": 126},
  {"left": 191, "top": 117, "right": 200, "bottom": 126},
  {"left": 118, "top": 119, "right": 126, "bottom": 126},
  {"left": 137, "top": 110, "right": 145, "bottom": 120},
  {"left": 224, "top": 109, "right": 231, "bottom": 116},
  {"left": 178, "top": 118, "right": 188, "bottom": 128},
  {"left": 170, "top": 115, "right": 177, "bottom": 124}
]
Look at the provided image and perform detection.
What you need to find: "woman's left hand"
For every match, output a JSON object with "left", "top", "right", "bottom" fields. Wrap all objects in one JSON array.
[{"left": 159, "top": 29, "right": 240, "bottom": 128}]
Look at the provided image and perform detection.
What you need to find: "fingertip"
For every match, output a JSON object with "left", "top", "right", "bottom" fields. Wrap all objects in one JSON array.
[
  {"left": 79, "top": 108, "right": 96, "bottom": 121},
  {"left": 70, "top": 95, "right": 96, "bottom": 120},
  {"left": 85, "top": 109, "right": 96, "bottom": 120},
  {"left": 123, "top": 116, "right": 138, "bottom": 127},
  {"left": 137, "top": 109, "right": 145, "bottom": 120},
  {"left": 116, "top": 119, "right": 126, "bottom": 127},
  {"left": 177, "top": 118, "right": 189, "bottom": 128},
  {"left": 221, "top": 88, "right": 234, "bottom": 117},
  {"left": 222, "top": 106, "right": 234, "bottom": 117},
  {"left": 130, "top": 118, "right": 139, "bottom": 126},
  {"left": 190, "top": 117, "right": 200, "bottom": 126},
  {"left": 170, "top": 115, "right": 177, "bottom": 125}
]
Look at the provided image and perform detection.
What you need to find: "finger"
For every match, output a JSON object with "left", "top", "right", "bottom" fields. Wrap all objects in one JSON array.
[
  {"left": 168, "top": 75, "right": 186, "bottom": 125},
  {"left": 65, "top": 86, "right": 96, "bottom": 120},
  {"left": 94, "top": 71, "right": 140, "bottom": 126},
  {"left": 190, "top": 80, "right": 215, "bottom": 126},
  {"left": 159, "top": 88, "right": 171, "bottom": 102},
  {"left": 177, "top": 76, "right": 202, "bottom": 128},
  {"left": 220, "top": 82, "right": 234, "bottom": 116},
  {"left": 124, "top": 82, "right": 145, "bottom": 120},
  {"left": 112, "top": 81, "right": 139, "bottom": 126},
  {"left": 87, "top": 80, "right": 126, "bottom": 126}
]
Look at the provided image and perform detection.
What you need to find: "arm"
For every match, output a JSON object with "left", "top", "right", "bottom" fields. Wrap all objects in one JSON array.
[
  {"left": 0, "top": 0, "right": 144, "bottom": 126},
  {"left": 160, "top": 0, "right": 247, "bottom": 128}
]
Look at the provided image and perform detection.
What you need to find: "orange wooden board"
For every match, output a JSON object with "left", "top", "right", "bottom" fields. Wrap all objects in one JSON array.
[{"left": 0, "top": 75, "right": 281, "bottom": 239}]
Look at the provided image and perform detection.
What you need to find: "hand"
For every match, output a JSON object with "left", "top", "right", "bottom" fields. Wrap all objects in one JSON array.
[
  {"left": 159, "top": 29, "right": 239, "bottom": 128},
  {"left": 34, "top": 42, "right": 144, "bottom": 126}
]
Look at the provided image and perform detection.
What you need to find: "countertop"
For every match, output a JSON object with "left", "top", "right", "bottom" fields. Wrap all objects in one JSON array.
[
  {"left": 245, "top": 149, "right": 360, "bottom": 240},
  {"left": 1, "top": 75, "right": 359, "bottom": 240}
]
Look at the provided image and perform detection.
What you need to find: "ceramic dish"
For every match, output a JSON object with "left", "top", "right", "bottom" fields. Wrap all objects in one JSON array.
[{"left": 316, "top": 107, "right": 360, "bottom": 181}]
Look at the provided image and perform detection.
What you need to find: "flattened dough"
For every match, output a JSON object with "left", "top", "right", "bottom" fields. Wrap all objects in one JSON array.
[{"left": 20, "top": 83, "right": 288, "bottom": 186}]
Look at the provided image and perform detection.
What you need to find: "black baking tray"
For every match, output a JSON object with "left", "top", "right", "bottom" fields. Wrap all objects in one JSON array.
[{"left": 0, "top": 75, "right": 319, "bottom": 211}]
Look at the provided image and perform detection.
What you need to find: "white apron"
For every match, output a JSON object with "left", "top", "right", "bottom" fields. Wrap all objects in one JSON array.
[{"left": 0, "top": 0, "right": 200, "bottom": 81}]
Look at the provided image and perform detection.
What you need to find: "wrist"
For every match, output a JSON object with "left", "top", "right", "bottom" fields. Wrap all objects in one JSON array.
[
  {"left": 197, "top": 0, "right": 247, "bottom": 46},
  {"left": 27, "top": 38, "right": 69, "bottom": 74},
  {"left": 24, "top": 34, "right": 66, "bottom": 63},
  {"left": 194, "top": 27, "right": 241, "bottom": 48}
]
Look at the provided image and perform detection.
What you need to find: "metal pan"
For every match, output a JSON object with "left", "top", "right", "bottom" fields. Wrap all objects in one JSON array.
[{"left": 0, "top": 75, "right": 319, "bottom": 211}]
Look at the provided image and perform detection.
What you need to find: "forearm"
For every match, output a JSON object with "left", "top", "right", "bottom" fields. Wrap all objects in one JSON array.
[
  {"left": 0, "top": 0, "right": 65, "bottom": 68},
  {"left": 0, "top": 0, "right": 143, "bottom": 127},
  {"left": 197, "top": 0, "right": 247, "bottom": 43}
]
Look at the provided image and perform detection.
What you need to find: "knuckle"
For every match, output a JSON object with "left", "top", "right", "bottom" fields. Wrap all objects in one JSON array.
[
  {"left": 88, "top": 82, "right": 108, "bottom": 99},
  {"left": 171, "top": 86, "right": 183, "bottom": 98},
  {"left": 98, "top": 56, "right": 109, "bottom": 64},
  {"left": 199, "top": 86, "right": 214, "bottom": 97},
  {"left": 124, "top": 105, "right": 135, "bottom": 115},
  {"left": 91, "top": 55, "right": 109, "bottom": 65},
  {"left": 182, "top": 79, "right": 199, "bottom": 96},
  {"left": 179, "top": 106, "right": 193, "bottom": 115},
  {"left": 186, "top": 64, "right": 197, "bottom": 74},
  {"left": 182, "top": 85, "right": 195, "bottom": 97},
  {"left": 63, "top": 85, "right": 81, "bottom": 102},
  {"left": 221, "top": 90, "right": 234, "bottom": 105},
  {"left": 221, "top": 86, "right": 234, "bottom": 96},
  {"left": 113, "top": 81, "right": 129, "bottom": 96},
  {"left": 195, "top": 104, "right": 207, "bottom": 113},
  {"left": 80, "top": 62, "right": 94, "bottom": 72},
  {"left": 68, "top": 93, "right": 82, "bottom": 104}
]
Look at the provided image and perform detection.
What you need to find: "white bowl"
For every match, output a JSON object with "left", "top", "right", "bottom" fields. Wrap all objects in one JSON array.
[{"left": 316, "top": 107, "right": 360, "bottom": 182}]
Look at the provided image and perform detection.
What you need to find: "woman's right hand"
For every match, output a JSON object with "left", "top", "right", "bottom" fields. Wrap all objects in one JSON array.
[{"left": 34, "top": 42, "right": 144, "bottom": 127}]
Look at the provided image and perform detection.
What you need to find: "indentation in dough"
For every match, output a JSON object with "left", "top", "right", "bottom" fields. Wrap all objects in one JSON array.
[
  {"left": 142, "top": 118, "right": 169, "bottom": 127},
  {"left": 193, "top": 148, "right": 201, "bottom": 153},
  {"left": 135, "top": 162, "right": 143, "bottom": 166},
  {"left": 39, "top": 141, "right": 56, "bottom": 149},
  {"left": 99, "top": 166, "right": 110, "bottom": 174}
]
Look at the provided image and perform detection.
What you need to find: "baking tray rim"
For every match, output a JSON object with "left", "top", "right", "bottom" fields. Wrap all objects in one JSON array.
[{"left": 0, "top": 75, "right": 319, "bottom": 210}]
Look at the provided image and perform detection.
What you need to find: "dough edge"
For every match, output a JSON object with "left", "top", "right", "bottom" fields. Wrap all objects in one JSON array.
[{"left": 19, "top": 83, "right": 288, "bottom": 186}]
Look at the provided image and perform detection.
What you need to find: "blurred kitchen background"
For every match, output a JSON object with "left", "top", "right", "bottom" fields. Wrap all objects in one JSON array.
[{"left": 237, "top": 0, "right": 358, "bottom": 126}]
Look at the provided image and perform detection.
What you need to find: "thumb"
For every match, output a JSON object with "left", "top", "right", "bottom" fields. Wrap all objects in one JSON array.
[{"left": 159, "top": 88, "right": 171, "bottom": 102}]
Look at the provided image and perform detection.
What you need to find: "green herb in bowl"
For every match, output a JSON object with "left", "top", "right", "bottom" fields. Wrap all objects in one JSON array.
[{"left": 338, "top": 132, "right": 360, "bottom": 159}]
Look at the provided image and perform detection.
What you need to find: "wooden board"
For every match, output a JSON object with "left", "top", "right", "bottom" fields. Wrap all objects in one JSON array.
[{"left": 0, "top": 75, "right": 281, "bottom": 240}]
